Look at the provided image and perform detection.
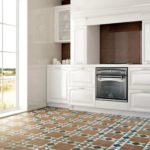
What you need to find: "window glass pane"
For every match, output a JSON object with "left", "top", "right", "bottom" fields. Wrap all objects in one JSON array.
[
  {"left": 0, "top": 80, "right": 2, "bottom": 110},
  {"left": 3, "top": 0, "right": 16, "bottom": 25},
  {"left": 3, "top": 79, "right": 16, "bottom": 109},
  {"left": 3, "top": 52, "right": 16, "bottom": 77},
  {"left": 0, "top": 24, "right": 2, "bottom": 51},
  {"left": 0, "top": 52, "right": 2, "bottom": 77},
  {"left": 0, "top": 0, "right": 2, "bottom": 23},
  {"left": 3, "top": 25, "right": 16, "bottom": 52}
]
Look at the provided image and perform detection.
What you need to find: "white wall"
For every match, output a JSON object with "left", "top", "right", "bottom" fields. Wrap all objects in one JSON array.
[{"left": 28, "top": 0, "right": 61, "bottom": 110}]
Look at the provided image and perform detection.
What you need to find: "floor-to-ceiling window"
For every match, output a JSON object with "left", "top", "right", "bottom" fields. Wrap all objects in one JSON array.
[{"left": 0, "top": 0, "right": 18, "bottom": 111}]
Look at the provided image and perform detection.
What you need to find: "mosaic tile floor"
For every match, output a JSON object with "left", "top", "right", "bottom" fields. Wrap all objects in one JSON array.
[{"left": 0, "top": 107, "right": 150, "bottom": 150}]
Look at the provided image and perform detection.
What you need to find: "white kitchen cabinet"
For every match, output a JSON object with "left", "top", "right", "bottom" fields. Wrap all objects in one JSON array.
[
  {"left": 69, "top": 88, "right": 95, "bottom": 107},
  {"left": 71, "top": 26, "right": 87, "bottom": 64},
  {"left": 69, "top": 66, "right": 95, "bottom": 107},
  {"left": 47, "top": 66, "right": 69, "bottom": 104},
  {"left": 143, "top": 21, "right": 150, "bottom": 64},
  {"left": 129, "top": 90, "right": 150, "bottom": 112},
  {"left": 69, "top": 67, "right": 95, "bottom": 87},
  {"left": 71, "top": 25, "right": 100, "bottom": 64},
  {"left": 54, "top": 5, "right": 70, "bottom": 43},
  {"left": 129, "top": 67, "right": 150, "bottom": 90}
]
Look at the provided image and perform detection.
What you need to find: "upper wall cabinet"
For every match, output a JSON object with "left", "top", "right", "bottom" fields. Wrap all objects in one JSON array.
[
  {"left": 54, "top": 5, "right": 70, "bottom": 43},
  {"left": 143, "top": 21, "right": 150, "bottom": 64}
]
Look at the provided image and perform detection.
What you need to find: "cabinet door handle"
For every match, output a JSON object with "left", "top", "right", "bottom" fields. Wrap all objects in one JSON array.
[
  {"left": 79, "top": 88, "right": 85, "bottom": 90},
  {"left": 132, "top": 91, "right": 150, "bottom": 94}
]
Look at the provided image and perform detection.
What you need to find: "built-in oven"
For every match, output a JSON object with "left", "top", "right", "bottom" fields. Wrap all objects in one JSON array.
[{"left": 96, "top": 67, "right": 128, "bottom": 102}]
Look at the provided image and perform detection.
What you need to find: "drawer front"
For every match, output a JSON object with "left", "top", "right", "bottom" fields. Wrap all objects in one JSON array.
[
  {"left": 69, "top": 67, "right": 95, "bottom": 87},
  {"left": 69, "top": 88, "right": 95, "bottom": 106},
  {"left": 129, "top": 90, "right": 150, "bottom": 112},
  {"left": 129, "top": 68, "right": 150, "bottom": 89}
]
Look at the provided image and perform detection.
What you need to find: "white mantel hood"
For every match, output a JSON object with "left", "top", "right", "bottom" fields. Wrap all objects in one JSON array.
[{"left": 71, "top": 0, "right": 150, "bottom": 12}]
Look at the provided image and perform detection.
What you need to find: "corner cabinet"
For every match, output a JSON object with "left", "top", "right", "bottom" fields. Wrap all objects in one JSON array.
[
  {"left": 143, "top": 21, "right": 150, "bottom": 64},
  {"left": 47, "top": 66, "right": 69, "bottom": 104},
  {"left": 54, "top": 5, "right": 70, "bottom": 43}
]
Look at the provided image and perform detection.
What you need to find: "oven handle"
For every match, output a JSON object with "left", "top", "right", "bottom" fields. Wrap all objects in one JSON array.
[{"left": 97, "top": 76, "right": 126, "bottom": 82}]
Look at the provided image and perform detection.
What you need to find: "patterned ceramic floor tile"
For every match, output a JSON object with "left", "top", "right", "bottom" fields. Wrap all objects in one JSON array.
[{"left": 0, "top": 107, "right": 150, "bottom": 150}]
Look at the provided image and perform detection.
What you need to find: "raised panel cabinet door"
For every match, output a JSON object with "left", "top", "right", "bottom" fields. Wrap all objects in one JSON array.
[
  {"left": 72, "top": 26, "right": 87, "bottom": 64},
  {"left": 129, "top": 68, "right": 150, "bottom": 89},
  {"left": 47, "top": 67, "right": 68, "bottom": 103},
  {"left": 143, "top": 21, "right": 150, "bottom": 64},
  {"left": 69, "top": 88, "right": 95, "bottom": 107},
  {"left": 69, "top": 67, "right": 95, "bottom": 87},
  {"left": 130, "top": 90, "right": 150, "bottom": 112}
]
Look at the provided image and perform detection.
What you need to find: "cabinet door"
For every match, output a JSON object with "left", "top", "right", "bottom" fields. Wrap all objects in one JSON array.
[
  {"left": 129, "top": 90, "right": 150, "bottom": 112},
  {"left": 54, "top": 5, "right": 70, "bottom": 43},
  {"left": 69, "top": 88, "right": 95, "bottom": 107},
  {"left": 69, "top": 67, "right": 95, "bottom": 87},
  {"left": 129, "top": 68, "right": 150, "bottom": 89},
  {"left": 72, "top": 26, "right": 87, "bottom": 64},
  {"left": 47, "top": 67, "right": 68, "bottom": 103},
  {"left": 143, "top": 21, "right": 150, "bottom": 64}
]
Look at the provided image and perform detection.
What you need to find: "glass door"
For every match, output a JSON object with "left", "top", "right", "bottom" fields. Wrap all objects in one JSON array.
[{"left": 0, "top": 0, "right": 18, "bottom": 111}]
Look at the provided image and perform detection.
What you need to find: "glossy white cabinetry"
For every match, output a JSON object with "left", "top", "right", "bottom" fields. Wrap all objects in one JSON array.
[
  {"left": 47, "top": 65, "right": 150, "bottom": 114},
  {"left": 129, "top": 68, "right": 150, "bottom": 90},
  {"left": 47, "top": 66, "right": 69, "bottom": 104},
  {"left": 143, "top": 21, "right": 150, "bottom": 64},
  {"left": 69, "top": 67, "right": 95, "bottom": 87},
  {"left": 71, "top": 25, "right": 100, "bottom": 64},
  {"left": 129, "top": 67, "right": 150, "bottom": 112},
  {"left": 69, "top": 66, "right": 95, "bottom": 106},
  {"left": 71, "top": 26, "right": 87, "bottom": 64},
  {"left": 54, "top": 5, "right": 70, "bottom": 43},
  {"left": 129, "top": 90, "right": 150, "bottom": 112},
  {"left": 69, "top": 88, "right": 95, "bottom": 107}
]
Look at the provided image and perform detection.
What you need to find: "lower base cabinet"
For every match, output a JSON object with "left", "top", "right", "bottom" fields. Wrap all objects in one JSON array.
[
  {"left": 129, "top": 90, "right": 150, "bottom": 113},
  {"left": 47, "top": 66, "right": 68, "bottom": 104},
  {"left": 69, "top": 88, "right": 95, "bottom": 107}
]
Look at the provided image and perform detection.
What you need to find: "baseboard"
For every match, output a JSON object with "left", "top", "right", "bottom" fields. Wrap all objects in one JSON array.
[
  {"left": 47, "top": 102, "right": 71, "bottom": 109},
  {"left": 71, "top": 105, "right": 150, "bottom": 118},
  {"left": 47, "top": 102, "right": 150, "bottom": 118}
]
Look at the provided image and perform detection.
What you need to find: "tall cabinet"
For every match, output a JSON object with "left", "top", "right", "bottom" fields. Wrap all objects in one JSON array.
[
  {"left": 143, "top": 21, "right": 150, "bottom": 64},
  {"left": 71, "top": 25, "right": 100, "bottom": 64}
]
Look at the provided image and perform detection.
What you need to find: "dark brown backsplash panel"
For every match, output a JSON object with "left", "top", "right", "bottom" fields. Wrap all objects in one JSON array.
[
  {"left": 62, "top": 0, "right": 70, "bottom": 5},
  {"left": 62, "top": 43, "right": 70, "bottom": 60},
  {"left": 100, "top": 21, "right": 142, "bottom": 64}
]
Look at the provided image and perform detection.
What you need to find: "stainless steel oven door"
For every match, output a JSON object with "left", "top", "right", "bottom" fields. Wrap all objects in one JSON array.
[{"left": 96, "top": 75, "right": 127, "bottom": 101}]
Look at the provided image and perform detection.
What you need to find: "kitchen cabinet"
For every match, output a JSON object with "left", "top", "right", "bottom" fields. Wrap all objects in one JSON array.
[
  {"left": 129, "top": 90, "right": 150, "bottom": 112},
  {"left": 69, "top": 66, "right": 95, "bottom": 106},
  {"left": 129, "top": 67, "right": 150, "bottom": 112},
  {"left": 69, "top": 67, "right": 95, "bottom": 87},
  {"left": 143, "top": 21, "right": 150, "bottom": 64},
  {"left": 71, "top": 25, "right": 100, "bottom": 64},
  {"left": 71, "top": 26, "right": 87, "bottom": 64},
  {"left": 47, "top": 66, "right": 69, "bottom": 104},
  {"left": 129, "top": 67, "right": 150, "bottom": 90},
  {"left": 54, "top": 5, "right": 70, "bottom": 43},
  {"left": 69, "top": 88, "right": 95, "bottom": 107}
]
